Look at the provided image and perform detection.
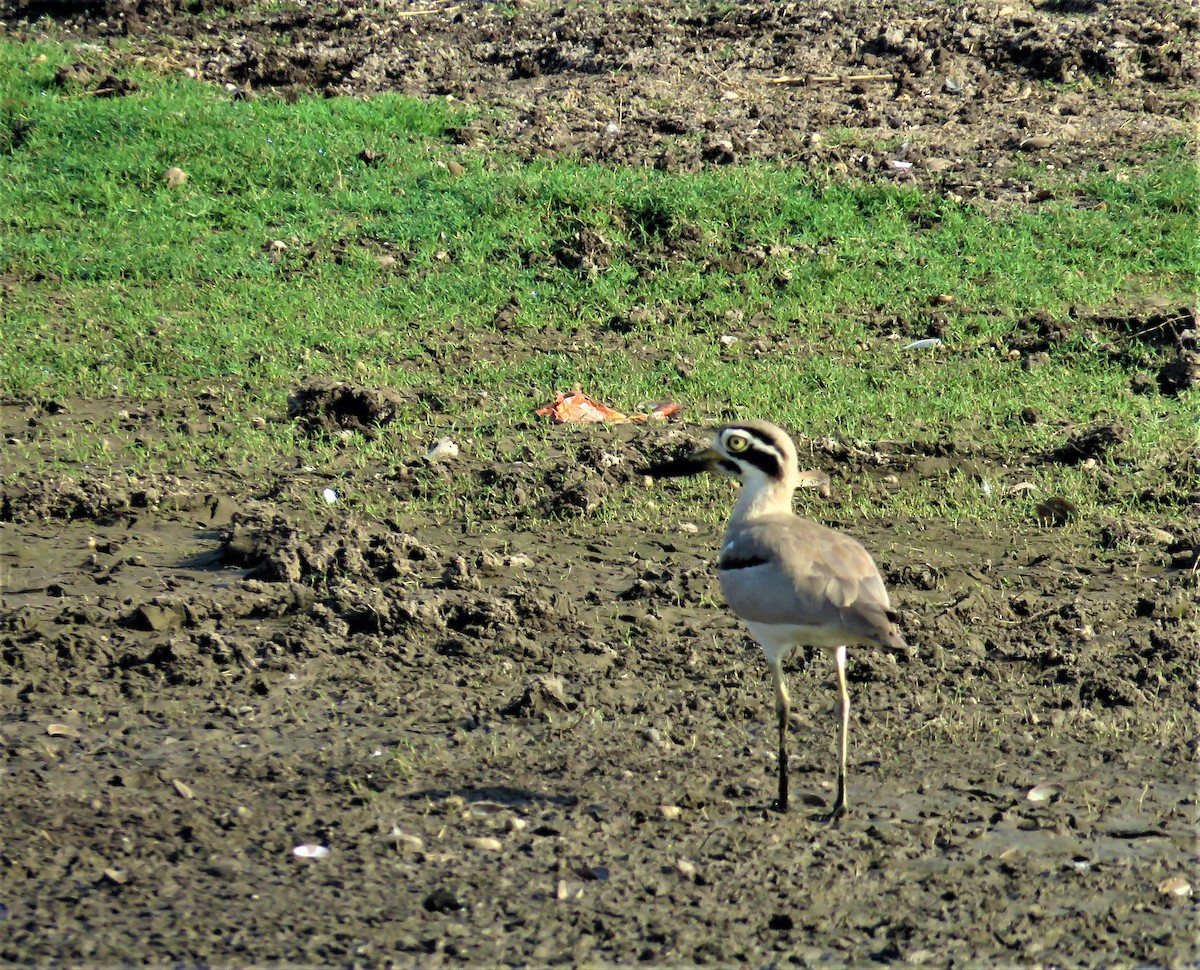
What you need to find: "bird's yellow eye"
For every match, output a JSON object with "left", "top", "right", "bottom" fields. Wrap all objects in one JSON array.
[{"left": 725, "top": 433, "right": 749, "bottom": 453}]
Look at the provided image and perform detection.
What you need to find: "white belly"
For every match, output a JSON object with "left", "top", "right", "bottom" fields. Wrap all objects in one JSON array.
[{"left": 744, "top": 620, "right": 848, "bottom": 667}]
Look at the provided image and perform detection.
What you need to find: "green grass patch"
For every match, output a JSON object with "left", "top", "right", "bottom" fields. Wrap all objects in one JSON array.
[{"left": 1, "top": 39, "right": 1196, "bottom": 524}]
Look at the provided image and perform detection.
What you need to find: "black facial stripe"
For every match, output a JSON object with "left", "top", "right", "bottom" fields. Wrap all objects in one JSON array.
[
  {"left": 717, "top": 459, "right": 741, "bottom": 476},
  {"left": 738, "top": 443, "right": 784, "bottom": 479},
  {"left": 718, "top": 552, "right": 771, "bottom": 571}
]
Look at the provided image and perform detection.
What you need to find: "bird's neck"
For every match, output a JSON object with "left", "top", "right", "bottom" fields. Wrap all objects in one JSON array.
[{"left": 731, "top": 477, "right": 795, "bottom": 523}]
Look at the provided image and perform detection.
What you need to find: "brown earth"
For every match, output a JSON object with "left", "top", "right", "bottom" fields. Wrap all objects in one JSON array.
[{"left": 2, "top": 0, "right": 1199, "bottom": 965}]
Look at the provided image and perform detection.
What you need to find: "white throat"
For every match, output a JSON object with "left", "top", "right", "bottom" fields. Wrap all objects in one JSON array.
[{"left": 730, "top": 468, "right": 795, "bottom": 523}]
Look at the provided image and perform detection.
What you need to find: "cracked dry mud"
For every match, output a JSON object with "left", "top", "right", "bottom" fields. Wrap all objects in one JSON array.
[{"left": 2, "top": 0, "right": 1199, "bottom": 965}]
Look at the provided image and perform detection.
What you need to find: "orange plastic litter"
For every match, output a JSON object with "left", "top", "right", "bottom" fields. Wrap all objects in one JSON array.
[{"left": 536, "top": 390, "right": 681, "bottom": 424}]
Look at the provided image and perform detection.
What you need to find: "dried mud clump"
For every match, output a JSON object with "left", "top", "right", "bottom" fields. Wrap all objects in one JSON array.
[
  {"left": 287, "top": 379, "right": 406, "bottom": 436},
  {"left": 1, "top": 474, "right": 159, "bottom": 523},
  {"left": 500, "top": 674, "right": 573, "bottom": 719},
  {"left": 222, "top": 513, "right": 437, "bottom": 584}
]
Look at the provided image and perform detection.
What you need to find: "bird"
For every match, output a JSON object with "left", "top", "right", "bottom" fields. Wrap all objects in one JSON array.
[{"left": 643, "top": 420, "right": 908, "bottom": 819}]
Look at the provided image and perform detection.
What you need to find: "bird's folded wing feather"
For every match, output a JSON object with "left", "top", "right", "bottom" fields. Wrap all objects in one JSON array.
[{"left": 718, "top": 517, "right": 906, "bottom": 650}]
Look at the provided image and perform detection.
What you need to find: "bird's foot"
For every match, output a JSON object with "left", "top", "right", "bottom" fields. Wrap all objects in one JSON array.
[{"left": 813, "top": 802, "right": 846, "bottom": 826}]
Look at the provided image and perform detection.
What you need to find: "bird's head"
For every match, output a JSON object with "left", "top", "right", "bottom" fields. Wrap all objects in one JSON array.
[{"left": 643, "top": 420, "right": 798, "bottom": 493}]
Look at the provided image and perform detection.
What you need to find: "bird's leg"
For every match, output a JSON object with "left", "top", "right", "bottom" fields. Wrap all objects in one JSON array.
[
  {"left": 771, "top": 659, "right": 789, "bottom": 813},
  {"left": 829, "top": 644, "right": 850, "bottom": 821}
]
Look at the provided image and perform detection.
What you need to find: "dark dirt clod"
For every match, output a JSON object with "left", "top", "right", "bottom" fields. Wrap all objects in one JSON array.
[
  {"left": 1158, "top": 328, "right": 1200, "bottom": 395},
  {"left": 1046, "top": 420, "right": 1130, "bottom": 464},
  {"left": 287, "top": 378, "right": 408, "bottom": 436}
]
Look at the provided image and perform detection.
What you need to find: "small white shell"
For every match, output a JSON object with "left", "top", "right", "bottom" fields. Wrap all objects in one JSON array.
[
  {"left": 321, "top": 488, "right": 338, "bottom": 505},
  {"left": 292, "top": 843, "right": 330, "bottom": 859},
  {"left": 1025, "top": 783, "right": 1065, "bottom": 804},
  {"left": 389, "top": 828, "right": 424, "bottom": 852}
]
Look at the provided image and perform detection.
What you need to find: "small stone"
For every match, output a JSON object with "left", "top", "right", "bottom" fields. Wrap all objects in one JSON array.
[
  {"left": 916, "top": 157, "right": 955, "bottom": 172},
  {"left": 1019, "top": 136, "right": 1055, "bottom": 151},
  {"left": 163, "top": 166, "right": 187, "bottom": 188},
  {"left": 468, "top": 837, "right": 503, "bottom": 852},
  {"left": 658, "top": 804, "right": 682, "bottom": 820},
  {"left": 426, "top": 438, "right": 459, "bottom": 462},
  {"left": 556, "top": 879, "right": 583, "bottom": 901},
  {"left": 1159, "top": 877, "right": 1191, "bottom": 897}
]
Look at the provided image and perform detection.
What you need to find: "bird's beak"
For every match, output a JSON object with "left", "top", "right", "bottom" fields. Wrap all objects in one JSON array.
[{"left": 640, "top": 445, "right": 721, "bottom": 479}]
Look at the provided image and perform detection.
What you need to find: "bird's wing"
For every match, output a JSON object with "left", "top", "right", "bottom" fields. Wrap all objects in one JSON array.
[{"left": 717, "top": 517, "right": 906, "bottom": 651}]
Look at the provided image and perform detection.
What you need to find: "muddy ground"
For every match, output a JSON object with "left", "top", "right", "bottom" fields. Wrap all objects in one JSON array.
[{"left": 2, "top": 0, "right": 1200, "bottom": 965}]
